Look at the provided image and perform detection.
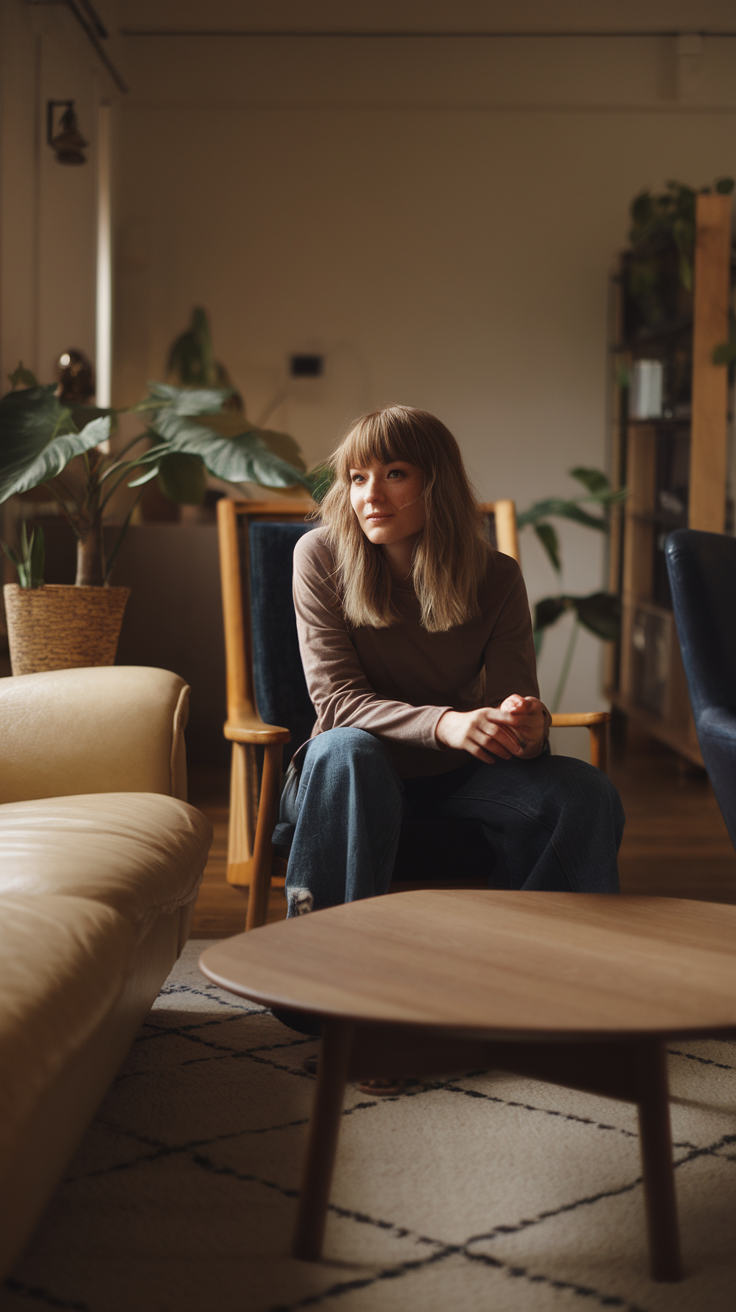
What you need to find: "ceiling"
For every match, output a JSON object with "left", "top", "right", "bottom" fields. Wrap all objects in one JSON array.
[{"left": 116, "top": 1, "right": 736, "bottom": 37}]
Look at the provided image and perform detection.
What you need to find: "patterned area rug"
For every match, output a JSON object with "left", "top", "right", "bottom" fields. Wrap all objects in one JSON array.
[{"left": 2, "top": 942, "right": 736, "bottom": 1312}]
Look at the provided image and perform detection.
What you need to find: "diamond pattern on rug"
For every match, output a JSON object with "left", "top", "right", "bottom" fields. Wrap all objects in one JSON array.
[{"left": 2, "top": 941, "right": 735, "bottom": 1312}]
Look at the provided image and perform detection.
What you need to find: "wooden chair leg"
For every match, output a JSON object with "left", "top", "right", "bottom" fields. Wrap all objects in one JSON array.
[
  {"left": 245, "top": 743, "right": 283, "bottom": 931},
  {"left": 588, "top": 721, "right": 608, "bottom": 773},
  {"left": 292, "top": 1019, "right": 353, "bottom": 1261},
  {"left": 226, "top": 742, "right": 253, "bottom": 885},
  {"left": 637, "top": 1041, "right": 682, "bottom": 1282}
]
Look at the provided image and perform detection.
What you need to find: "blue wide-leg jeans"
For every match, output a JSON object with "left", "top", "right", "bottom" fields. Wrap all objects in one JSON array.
[{"left": 278, "top": 727, "right": 624, "bottom": 916}]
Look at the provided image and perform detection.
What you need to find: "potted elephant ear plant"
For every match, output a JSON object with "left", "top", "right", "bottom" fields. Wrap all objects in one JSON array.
[
  {"left": 1, "top": 363, "right": 314, "bottom": 676},
  {"left": 0, "top": 376, "right": 126, "bottom": 675}
]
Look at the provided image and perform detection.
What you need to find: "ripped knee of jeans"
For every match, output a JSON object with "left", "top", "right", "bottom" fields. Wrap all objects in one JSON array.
[{"left": 287, "top": 887, "right": 314, "bottom": 917}]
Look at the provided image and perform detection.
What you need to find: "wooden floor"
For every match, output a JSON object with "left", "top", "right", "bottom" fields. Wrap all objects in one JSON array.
[{"left": 187, "top": 732, "right": 736, "bottom": 939}]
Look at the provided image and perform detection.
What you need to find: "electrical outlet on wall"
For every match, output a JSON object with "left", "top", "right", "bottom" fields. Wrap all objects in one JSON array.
[{"left": 290, "top": 354, "right": 324, "bottom": 378}]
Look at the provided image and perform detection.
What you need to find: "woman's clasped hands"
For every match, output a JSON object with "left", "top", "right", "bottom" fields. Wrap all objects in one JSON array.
[{"left": 436, "top": 695, "right": 547, "bottom": 763}]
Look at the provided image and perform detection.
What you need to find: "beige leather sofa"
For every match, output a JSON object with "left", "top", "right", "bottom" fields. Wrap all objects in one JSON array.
[{"left": 0, "top": 665, "right": 213, "bottom": 1279}]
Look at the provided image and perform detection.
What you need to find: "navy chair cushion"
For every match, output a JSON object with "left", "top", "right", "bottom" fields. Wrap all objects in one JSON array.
[
  {"left": 249, "top": 522, "right": 316, "bottom": 753},
  {"left": 666, "top": 528, "right": 736, "bottom": 847}
]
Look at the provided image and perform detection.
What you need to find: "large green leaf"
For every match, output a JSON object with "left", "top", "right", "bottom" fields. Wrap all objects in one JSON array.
[
  {"left": 158, "top": 451, "right": 208, "bottom": 504},
  {"left": 534, "top": 596, "right": 568, "bottom": 631},
  {"left": 534, "top": 522, "right": 561, "bottom": 573},
  {"left": 569, "top": 468, "right": 627, "bottom": 505},
  {"left": 0, "top": 385, "right": 108, "bottom": 501},
  {"left": 142, "top": 381, "right": 232, "bottom": 417},
  {"left": 0, "top": 386, "right": 69, "bottom": 498},
  {"left": 150, "top": 408, "right": 311, "bottom": 489},
  {"left": 572, "top": 591, "right": 621, "bottom": 641},
  {"left": 532, "top": 590, "right": 620, "bottom": 656},
  {"left": 517, "top": 498, "right": 606, "bottom": 531},
  {"left": 9, "top": 416, "right": 111, "bottom": 498},
  {"left": 127, "top": 463, "right": 162, "bottom": 489},
  {"left": 569, "top": 467, "right": 610, "bottom": 495},
  {"left": 200, "top": 412, "right": 307, "bottom": 472},
  {"left": 257, "top": 428, "right": 307, "bottom": 473}
]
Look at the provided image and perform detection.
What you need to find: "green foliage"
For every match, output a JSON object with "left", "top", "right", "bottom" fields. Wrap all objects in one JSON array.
[
  {"left": 534, "top": 592, "right": 621, "bottom": 652},
  {"left": 157, "top": 451, "right": 208, "bottom": 505},
  {"left": 571, "top": 591, "right": 621, "bottom": 642},
  {"left": 167, "top": 308, "right": 230, "bottom": 390},
  {"left": 134, "top": 382, "right": 227, "bottom": 418},
  {"left": 0, "top": 371, "right": 310, "bottom": 584},
  {"left": 0, "top": 309, "right": 316, "bottom": 585},
  {"left": 533, "top": 523, "right": 561, "bottom": 574},
  {"left": 569, "top": 466, "right": 613, "bottom": 495},
  {"left": 0, "top": 386, "right": 110, "bottom": 502},
  {"left": 517, "top": 467, "right": 625, "bottom": 577},
  {"left": 2, "top": 522, "right": 45, "bottom": 588},
  {"left": 131, "top": 383, "right": 313, "bottom": 495},
  {"left": 7, "top": 362, "right": 39, "bottom": 390},
  {"left": 518, "top": 497, "right": 607, "bottom": 534},
  {"left": 627, "top": 177, "right": 734, "bottom": 320},
  {"left": 629, "top": 181, "right": 698, "bottom": 293},
  {"left": 532, "top": 591, "right": 621, "bottom": 712},
  {"left": 519, "top": 468, "right": 624, "bottom": 710},
  {"left": 532, "top": 583, "right": 621, "bottom": 655}
]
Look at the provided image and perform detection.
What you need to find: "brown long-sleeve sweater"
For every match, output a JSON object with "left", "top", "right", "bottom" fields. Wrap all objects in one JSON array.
[{"left": 293, "top": 528, "right": 542, "bottom": 778}]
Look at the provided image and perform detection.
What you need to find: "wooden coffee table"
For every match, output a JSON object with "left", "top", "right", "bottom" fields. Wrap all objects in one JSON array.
[{"left": 199, "top": 890, "right": 736, "bottom": 1281}]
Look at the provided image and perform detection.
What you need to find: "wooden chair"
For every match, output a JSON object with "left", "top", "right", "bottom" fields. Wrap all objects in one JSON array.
[{"left": 217, "top": 497, "right": 610, "bottom": 930}]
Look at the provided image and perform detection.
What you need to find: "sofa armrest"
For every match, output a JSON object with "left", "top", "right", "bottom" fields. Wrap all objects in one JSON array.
[{"left": 0, "top": 666, "right": 189, "bottom": 804}]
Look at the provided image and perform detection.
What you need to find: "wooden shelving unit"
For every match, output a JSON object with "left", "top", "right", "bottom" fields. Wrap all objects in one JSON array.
[{"left": 609, "top": 193, "right": 733, "bottom": 765}]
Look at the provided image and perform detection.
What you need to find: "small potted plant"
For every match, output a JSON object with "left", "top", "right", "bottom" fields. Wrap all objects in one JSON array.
[{"left": 0, "top": 353, "right": 313, "bottom": 675}]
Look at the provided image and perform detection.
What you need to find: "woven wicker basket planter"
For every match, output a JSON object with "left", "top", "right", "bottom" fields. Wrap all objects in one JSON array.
[{"left": 3, "top": 583, "right": 130, "bottom": 677}]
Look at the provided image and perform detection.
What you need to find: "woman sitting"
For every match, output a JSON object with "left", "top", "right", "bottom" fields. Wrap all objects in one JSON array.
[{"left": 278, "top": 405, "right": 624, "bottom": 916}]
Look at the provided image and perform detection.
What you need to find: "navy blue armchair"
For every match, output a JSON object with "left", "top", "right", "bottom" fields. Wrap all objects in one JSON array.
[
  {"left": 666, "top": 529, "right": 736, "bottom": 848},
  {"left": 218, "top": 497, "right": 610, "bottom": 929}
]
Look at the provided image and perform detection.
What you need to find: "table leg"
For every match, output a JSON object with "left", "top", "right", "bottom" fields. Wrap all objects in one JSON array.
[
  {"left": 636, "top": 1040, "right": 682, "bottom": 1282},
  {"left": 292, "top": 1018, "right": 353, "bottom": 1261}
]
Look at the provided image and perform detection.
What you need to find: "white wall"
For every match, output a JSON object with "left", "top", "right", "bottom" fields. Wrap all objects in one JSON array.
[
  {"left": 113, "top": 15, "right": 736, "bottom": 731},
  {"left": 0, "top": 0, "right": 120, "bottom": 386},
  {"left": 3, "top": 3, "right": 727, "bottom": 739},
  {"left": 0, "top": 0, "right": 121, "bottom": 658}
]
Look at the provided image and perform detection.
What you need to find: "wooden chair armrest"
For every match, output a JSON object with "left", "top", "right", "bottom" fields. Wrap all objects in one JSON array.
[
  {"left": 550, "top": 711, "right": 610, "bottom": 772},
  {"left": 224, "top": 713, "right": 291, "bottom": 745},
  {"left": 550, "top": 712, "right": 611, "bottom": 727}
]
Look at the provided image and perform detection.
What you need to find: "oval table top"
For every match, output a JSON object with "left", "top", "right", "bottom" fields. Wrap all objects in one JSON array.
[{"left": 199, "top": 891, "right": 736, "bottom": 1040}]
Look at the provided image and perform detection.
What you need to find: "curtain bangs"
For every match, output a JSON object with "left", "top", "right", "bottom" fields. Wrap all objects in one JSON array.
[{"left": 318, "top": 407, "right": 489, "bottom": 632}]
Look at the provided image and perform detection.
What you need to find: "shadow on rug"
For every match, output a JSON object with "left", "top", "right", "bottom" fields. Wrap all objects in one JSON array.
[{"left": 2, "top": 941, "right": 736, "bottom": 1312}]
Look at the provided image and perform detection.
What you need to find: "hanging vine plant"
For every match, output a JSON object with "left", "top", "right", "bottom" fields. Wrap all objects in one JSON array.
[{"left": 627, "top": 176, "right": 734, "bottom": 326}]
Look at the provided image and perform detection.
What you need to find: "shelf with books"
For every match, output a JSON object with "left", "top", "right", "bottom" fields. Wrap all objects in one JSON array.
[{"left": 608, "top": 191, "right": 734, "bottom": 765}]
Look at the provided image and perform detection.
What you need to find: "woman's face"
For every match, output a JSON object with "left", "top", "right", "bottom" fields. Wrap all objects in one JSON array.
[{"left": 349, "top": 460, "right": 426, "bottom": 548}]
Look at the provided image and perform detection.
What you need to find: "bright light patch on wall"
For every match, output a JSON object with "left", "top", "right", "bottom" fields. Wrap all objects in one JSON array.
[{"left": 95, "top": 103, "right": 112, "bottom": 410}]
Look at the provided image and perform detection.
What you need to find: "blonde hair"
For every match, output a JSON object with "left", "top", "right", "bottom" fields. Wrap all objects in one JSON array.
[{"left": 318, "top": 405, "right": 489, "bottom": 632}]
